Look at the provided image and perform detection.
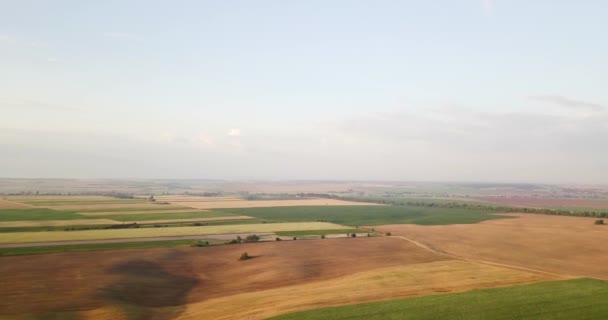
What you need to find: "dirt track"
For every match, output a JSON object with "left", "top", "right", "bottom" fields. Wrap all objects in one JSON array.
[{"left": 375, "top": 213, "right": 608, "bottom": 279}]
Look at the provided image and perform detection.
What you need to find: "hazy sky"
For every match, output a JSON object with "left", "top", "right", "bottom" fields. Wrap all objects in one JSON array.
[{"left": 1, "top": 1, "right": 607, "bottom": 183}]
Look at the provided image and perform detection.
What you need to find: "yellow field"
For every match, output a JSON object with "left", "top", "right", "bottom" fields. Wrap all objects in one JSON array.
[
  {"left": 0, "top": 219, "right": 120, "bottom": 227},
  {"left": 78, "top": 209, "right": 208, "bottom": 216},
  {"left": 0, "top": 222, "right": 350, "bottom": 244},
  {"left": 0, "top": 199, "right": 32, "bottom": 209},
  {"left": 176, "top": 260, "right": 564, "bottom": 320},
  {"left": 43, "top": 203, "right": 188, "bottom": 211},
  {"left": 176, "top": 199, "right": 381, "bottom": 209},
  {"left": 153, "top": 196, "right": 242, "bottom": 202}
]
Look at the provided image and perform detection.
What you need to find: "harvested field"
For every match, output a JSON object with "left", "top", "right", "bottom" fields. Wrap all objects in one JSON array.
[
  {"left": 375, "top": 213, "right": 608, "bottom": 279},
  {"left": 154, "top": 196, "right": 242, "bottom": 202},
  {"left": 0, "top": 222, "right": 349, "bottom": 244},
  {"left": 175, "top": 260, "right": 562, "bottom": 320},
  {"left": 79, "top": 209, "right": 208, "bottom": 216},
  {"left": 0, "top": 199, "right": 31, "bottom": 209},
  {"left": 475, "top": 196, "right": 608, "bottom": 209},
  {"left": 43, "top": 203, "right": 189, "bottom": 211},
  {"left": 0, "top": 237, "right": 562, "bottom": 320},
  {"left": 174, "top": 199, "right": 380, "bottom": 209},
  {"left": 0, "top": 219, "right": 119, "bottom": 227}
]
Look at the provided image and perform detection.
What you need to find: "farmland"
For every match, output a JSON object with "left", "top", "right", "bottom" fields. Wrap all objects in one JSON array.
[
  {"left": 0, "top": 237, "right": 562, "bottom": 320},
  {"left": 375, "top": 213, "right": 608, "bottom": 279},
  {"left": 1, "top": 188, "right": 608, "bottom": 320},
  {"left": 215, "top": 205, "right": 509, "bottom": 226},
  {"left": 0, "top": 222, "right": 349, "bottom": 244},
  {"left": 270, "top": 278, "right": 608, "bottom": 320}
]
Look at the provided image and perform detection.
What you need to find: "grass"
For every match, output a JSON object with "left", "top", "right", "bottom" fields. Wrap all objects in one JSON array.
[
  {"left": 0, "top": 240, "right": 199, "bottom": 256},
  {"left": 0, "top": 217, "right": 263, "bottom": 233},
  {"left": 0, "top": 208, "right": 82, "bottom": 221},
  {"left": 90, "top": 211, "right": 233, "bottom": 221},
  {"left": 214, "top": 205, "right": 509, "bottom": 226},
  {"left": 270, "top": 278, "right": 608, "bottom": 320},
  {"left": 275, "top": 229, "right": 363, "bottom": 236},
  {"left": 0, "top": 222, "right": 350, "bottom": 243}
]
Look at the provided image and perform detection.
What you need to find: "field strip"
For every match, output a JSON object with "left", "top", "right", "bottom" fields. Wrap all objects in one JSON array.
[
  {"left": 394, "top": 235, "right": 574, "bottom": 278},
  {"left": 43, "top": 204, "right": 190, "bottom": 211},
  {"left": 0, "top": 199, "right": 32, "bottom": 209},
  {"left": 78, "top": 209, "right": 209, "bottom": 216},
  {"left": 0, "top": 219, "right": 120, "bottom": 227},
  {"left": 177, "top": 199, "right": 381, "bottom": 209},
  {"left": 118, "top": 216, "right": 254, "bottom": 224},
  {"left": 170, "top": 260, "right": 565, "bottom": 320},
  {"left": 0, "top": 232, "right": 277, "bottom": 248},
  {"left": 0, "top": 222, "right": 350, "bottom": 244}
]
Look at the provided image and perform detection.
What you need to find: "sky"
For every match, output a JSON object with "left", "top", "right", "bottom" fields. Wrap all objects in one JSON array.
[{"left": 1, "top": 0, "right": 607, "bottom": 183}]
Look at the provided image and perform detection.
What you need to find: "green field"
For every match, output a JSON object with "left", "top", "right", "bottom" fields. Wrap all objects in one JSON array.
[
  {"left": 0, "top": 209, "right": 82, "bottom": 221},
  {"left": 0, "top": 239, "right": 201, "bottom": 256},
  {"left": 91, "top": 211, "right": 234, "bottom": 221},
  {"left": 270, "top": 278, "right": 608, "bottom": 320},
  {"left": 215, "top": 205, "right": 509, "bottom": 226}
]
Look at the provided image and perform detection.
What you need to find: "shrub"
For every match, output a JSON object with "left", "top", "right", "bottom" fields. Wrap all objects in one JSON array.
[
  {"left": 386, "top": 232, "right": 392, "bottom": 236},
  {"left": 293, "top": 237, "right": 297, "bottom": 240},
  {"left": 193, "top": 222, "right": 203, "bottom": 226},
  {"left": 595, "top": 219, "right": 605, "bottom": 225},
  {"left": 321, "top": 234, "right": 325, "bottom": 239},
  {"left": 367, "top": 233, "right": 371, "bottom": 237},
  {"left": 191, "top": 240, "right": 209, "bottom": 247},
  {"left": 351, "top": 233, "right": 357, "bottom": 238},
  {"left": 239, "top": 252, "right": 251, "bottom": 261},
  {"left": 244, "top": 234, "right": 260, "bottom": 242},
  {"left": 275, "top": 237, "right": 282, "bottom": 241},
  {"left": 236, "top": 235, "right": 242, "bottom": 242},
  {"left": 226, "top": 239, "right": 240, "bottom": 244}
]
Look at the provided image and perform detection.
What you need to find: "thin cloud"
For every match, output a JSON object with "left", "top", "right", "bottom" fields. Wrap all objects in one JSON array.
[
  {"left": 0, "top": 99, "right": 78, "bottom": 111},
  {"left": 481, "top": 0, "right": 495, "bottom": 16},
  {"left": 228, "top": 129, "right": 241, "bottom": 137},
  {"left": 102, "top": 32, "right": 139, "bottom": 40},
  {"left": 529, "top": 95, "right": 605, "bottom": 112}
]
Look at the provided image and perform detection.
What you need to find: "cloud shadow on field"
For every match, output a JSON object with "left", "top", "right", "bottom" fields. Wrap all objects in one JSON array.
[{"left": 98, "top": 251, "right": 198, "bottom": 320}]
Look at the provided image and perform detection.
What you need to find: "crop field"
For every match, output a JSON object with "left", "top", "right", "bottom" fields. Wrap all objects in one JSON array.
[
  {"left": 0, "top": 222, "right": 350, "bottom": 244},
  {"left": 0, "top": 237, "right": 562, "bottom": 320},
  {"left": 475, "top": 196, "right": 608, "bottom": 209},
  {"left": 215, "top": 205, "right": 509, "bottom": 226},
  {"left": 79, "top": 209, "right": 209, "bottom": 216},
  {"left": 0, "top": 208, "right": 84, "bottom": 221},
  {"left": 0, "top": 199, "right": 32, "bottom": 209},
  {"left": 173, "top": 199, "right": 380, "bottom": 209},
  {"left": 375, "top": 213, "right": 608, "bottom": 279},
  {"left": 270, "top": 278, "right": 608, "bottom": 320}
]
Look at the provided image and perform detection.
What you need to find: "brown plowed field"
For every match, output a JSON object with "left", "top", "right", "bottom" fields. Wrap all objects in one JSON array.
[
  {"left": 375, "top": 213, "right": 608, "bottom": 279},
  {"left": 0, "top": 237, "right": 562, "bottom": 320},
  {"left": 476, "top": 196, "right": 608, "bottom": 209},
  {"left": 0, "top": 238, "right": 440, "bottom": 317}
]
